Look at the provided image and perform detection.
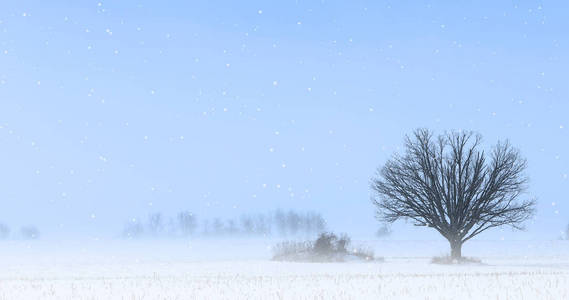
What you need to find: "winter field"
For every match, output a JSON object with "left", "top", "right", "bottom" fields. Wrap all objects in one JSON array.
[{"left": 1, "top": 239, "right": 569, "bottom": 299}]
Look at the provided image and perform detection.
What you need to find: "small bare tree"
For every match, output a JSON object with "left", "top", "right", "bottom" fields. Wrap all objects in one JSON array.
[
  {"left": 177, "top": 211, "right": 197, "bottom": 236},
  {"left": 0, "top": 223, "right": 10, "bottom": 240},
  {"left": 371, "top": 129, "right": 535, "bottom": 260},
  {"left": 147, "top": 213, "right": 164, "bottom": 236},
  {"left": 20, "top": 226, "right": 40, "bottom": 240}
]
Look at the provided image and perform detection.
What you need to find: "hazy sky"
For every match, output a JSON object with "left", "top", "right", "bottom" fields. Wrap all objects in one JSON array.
[{"left": 0, "top": 1, "right": 567, "bottom": 240}]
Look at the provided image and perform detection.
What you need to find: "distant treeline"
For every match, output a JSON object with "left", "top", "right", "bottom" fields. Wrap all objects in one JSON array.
[
  {"left": 0, "top": 223, "right": 41, "bottom": 240},
  {"left": 122, "top": 210, "right": 327, "bottom": 239}
]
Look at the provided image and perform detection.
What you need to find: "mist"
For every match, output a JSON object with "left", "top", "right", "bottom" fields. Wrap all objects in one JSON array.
[{"left": 0, "top": 1, "right": 568, "bottom": 299}]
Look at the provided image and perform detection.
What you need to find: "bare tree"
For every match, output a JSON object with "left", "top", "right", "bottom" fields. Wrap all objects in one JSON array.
[
  {"left": 20, "top": 226, "right": 40, "bottom": 240},
  {"left": 147, "top": 213, "right": 164, "bottom": 236},
  {"left": 240, "top": 215, "right": 254, "bottom": 235},
  {"left": 371, "top": 129, "right": 535, "bottom": 260},
  {"left": 254, "top": 214, "right": 270, "bottom": 235},
  {"left": 177, "top": 211, "right": 197, "bottom": 236},
  {"left": 274, "top": 209, "right": 287, "bottom": 236},
  {"left": 202, "top": 220, "right": 210, "bottom": 235},
  {"left": 0, "top": 223, "right": 10, "bottom": 239},
  {"left": 122, "top": 219, "right": 144, "bottom": 238},
  {"left": 212, "top": 218, "right": 225, "bottom": 235},
  {"left": 312, "top": 214, "right": 327, "bottom": 234},
  {"left": 287, "top": 211, "right": 300, "bottom": 235},
  {"left": 375, "top": 224, "right": 392, "bottom": 238},
  {"left": 226, "top": 219, "right": 238, "bottom": 235}
]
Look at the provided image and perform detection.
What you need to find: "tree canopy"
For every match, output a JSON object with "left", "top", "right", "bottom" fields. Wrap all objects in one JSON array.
[{"left": 371, "top": 129, "right": 535, "bottom": 259}]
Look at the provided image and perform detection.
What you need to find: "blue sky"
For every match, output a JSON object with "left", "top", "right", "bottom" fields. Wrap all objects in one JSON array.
[{"left": 0, "top": 1, "right": 567, "bottom": 240}]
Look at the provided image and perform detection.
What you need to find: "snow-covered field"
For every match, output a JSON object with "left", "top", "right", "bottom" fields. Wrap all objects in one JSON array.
[{"left": 1, "top": 239, "right": 569, "bottom": 299}]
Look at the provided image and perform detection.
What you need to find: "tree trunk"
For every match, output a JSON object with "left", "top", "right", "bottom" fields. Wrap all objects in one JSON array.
[{"left": 450, "top": 240, "right": 462, "bottom": 260}]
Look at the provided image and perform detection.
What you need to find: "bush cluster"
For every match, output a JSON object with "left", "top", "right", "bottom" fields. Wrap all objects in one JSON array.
[{"left": 273, "top": 232, "right": 376, "bottom": 262}]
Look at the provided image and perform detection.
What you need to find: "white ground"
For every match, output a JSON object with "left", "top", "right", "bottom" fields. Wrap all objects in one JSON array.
[{"left": 1, "top": 239, "right": 568, "bottom": 299}]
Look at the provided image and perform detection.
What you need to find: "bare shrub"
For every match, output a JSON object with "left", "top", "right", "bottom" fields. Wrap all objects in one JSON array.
[
  {"left": 272, "top": 241, "right": 313, "bottom": 261},
  {"left": 431, "top": 255, "right": 482, "bottom": 265},
  {"left": 273, "top": 232, "right": 377, "bottom": 262},
  {"left": 336, "top": 234, "right": 351, "bottom": 253},
  {"left": 351, "top": 246, "right": 377, "bottom": 261},
  {"left": 313, "top": 232, "right": 338, "bottom": 256}
]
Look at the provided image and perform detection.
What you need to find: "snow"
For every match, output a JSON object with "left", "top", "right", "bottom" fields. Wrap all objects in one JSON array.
[{"left": 0, "top": 239, "right": 568, "bottom": 299}]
